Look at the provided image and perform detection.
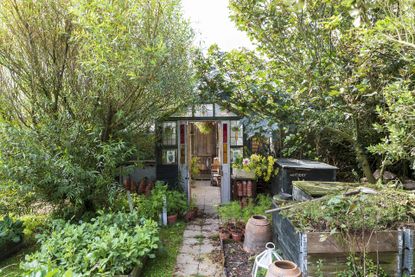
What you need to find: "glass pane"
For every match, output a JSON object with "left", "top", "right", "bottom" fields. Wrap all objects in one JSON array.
[
  {"left": 215, "top": 104, "right": 237, "bottom": 117},
  {"left": 231, "top": 148, "right": 243, "bottom": 163},
  {"left": 162, "top": 122, "right": 177, "bottom": 146},
  {"left": 230, "top": 121, "right": 243, "bottom": 146},
  {"left": 194, "top": 104, "right": 213, "bottom": 117},
  {"left": 162, "top": 149, "right": 177, "bottom": 165},
  {"left": 171, "top": 106, "right": 193, "bottom": 117}
]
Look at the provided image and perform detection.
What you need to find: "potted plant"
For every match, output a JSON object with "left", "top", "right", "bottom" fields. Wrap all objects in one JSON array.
[{"left": 166, "top": 190, "right": 187, "bottom": 224}]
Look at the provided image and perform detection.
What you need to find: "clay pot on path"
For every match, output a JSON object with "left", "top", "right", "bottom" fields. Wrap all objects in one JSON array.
[
  {"left": 219, "top": 229, "right": 231, "bottom": 240},
  {"left": 167, "top": 214, "right": 177, "bottom": 224},
  {"left": 231, "top": 230, "right": 243, "bottom": 242},
  {"left": 243, "top": 215, "right": 272, "bottom": 253},
  {"left": 184, "top": 208, "right": 198, "bottom": 222},
  {"left": 266, "top": 260, "right": 302, "bottom": 277}
]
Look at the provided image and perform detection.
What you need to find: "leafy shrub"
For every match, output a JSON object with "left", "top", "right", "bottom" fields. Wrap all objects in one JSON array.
[
  {"left": 113, "top": 182, "right": 187, "bottom": 220},
  {"left": 166, "top": 190, "right": 187, "bottom": 215},
  {"left": 0, "top": 215, "right": 24, "bottom": 247},
  {"left": 0, "top": 182, "right": 36, "bottom": 216},
  {"left": 20, "top": 214, "right": 50, "bottom": 240},
  {"left": 22, "top": 211, "right": 159, "bottom": 276},
  {"left": 218, "top": 194, "right": 272, "bottom": 223}
]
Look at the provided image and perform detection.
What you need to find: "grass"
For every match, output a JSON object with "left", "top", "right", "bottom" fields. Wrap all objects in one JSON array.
[
  {"left": 0, "top": 243, "right": 38, "bottom": 277},
  {"left": 141, "top": 221, "right": 186, "bottom": 277}
]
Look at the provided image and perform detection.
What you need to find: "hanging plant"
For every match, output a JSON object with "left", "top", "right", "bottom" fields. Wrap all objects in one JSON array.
[
  {"left": 232, "top": 126, "right": 240, "bottom": 142},
  {"left": 195, "top": 122, "right": 213, "bottom": 134}
]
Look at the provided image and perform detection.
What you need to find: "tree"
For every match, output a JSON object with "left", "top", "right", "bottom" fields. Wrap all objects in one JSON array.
[
  {"left": 225, "top": 0, "right": 414, "bottom": 182},
  {"left": 0, "top": 0, "right": 194, "bottom": 215}
]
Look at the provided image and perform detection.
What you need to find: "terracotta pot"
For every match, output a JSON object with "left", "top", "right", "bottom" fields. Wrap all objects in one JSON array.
[
  {"left": 237, "top": 181, "right": 243, "bottom": 196},
  {"left": 167, "top": 214, "right": 177, "bottom": 224},
  {"left": 242, "top": 181, "right": 247, "bottom": 196},
  {"left": 219, "top": 229, "right": 231, "bottom": 240},
  {"left": 231, "top": 230, "right": 243, "bottom": 242},
  {"left": 243, "top": 215, "right": 272, "bottom": 253},
  {"left": 123, "top": 177, "right": 131, "bottom": 191},
  {"left": 247, "top": 180, "right": 253, "bottom": 197},
  {"left": 145, "top": 181, "right": 154, "bottom": 196},
  {"left": 266, "top": 260, "right": 302, "bottom": 277},
  {"left": 130, "top": 180, "right": 137, "bottom": 193},
  {"left": 184, "top": 209, "right": 197, "bottom": 222},
  {"left": 138, "top": 178, "right": 147, "bottom": 194}
]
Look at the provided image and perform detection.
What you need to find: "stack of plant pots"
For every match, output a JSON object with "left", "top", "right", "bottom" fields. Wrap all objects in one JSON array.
[
  {"left": 124, "top": 176, "right": 154, "bottom": 196},
  {"left": 234, "top": 179, "right": 255, "bottom": 207}
]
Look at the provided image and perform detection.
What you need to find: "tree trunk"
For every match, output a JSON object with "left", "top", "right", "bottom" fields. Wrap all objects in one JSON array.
[
  {"left": 323, "top": 126, "right": 375, "bottom": 183},
  {"left": 353, "top": 142, "right": 376, "bottom": 184}
]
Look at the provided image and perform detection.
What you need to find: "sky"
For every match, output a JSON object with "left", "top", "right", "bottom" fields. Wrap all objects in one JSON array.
[{"left": 181, "top": 0, "right": 254, "bottom": 51}]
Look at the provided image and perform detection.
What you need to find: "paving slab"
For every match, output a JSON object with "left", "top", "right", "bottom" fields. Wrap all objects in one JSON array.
[{"left": 174, "top": 181, "right": 223, "bottom": 277}]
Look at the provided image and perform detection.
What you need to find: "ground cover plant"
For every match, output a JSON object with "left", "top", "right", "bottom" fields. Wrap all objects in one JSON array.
[{"left": 22, "top": 211, "right": 159, "bottom": 276}]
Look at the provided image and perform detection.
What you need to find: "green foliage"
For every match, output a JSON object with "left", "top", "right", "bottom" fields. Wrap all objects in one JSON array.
[
  {"left": 20, "top": 214, "right": 50, "bottom": 240},
  {"left": 0, "top": 0, "right": 194, "bottom": 217},
  {"left": 22, "top": 211, "right": 159, "bottom": 276},
  {"left": 0, "top": 215, "right": 24, "bottom": 247},
  {"left": 336, "top": 255, "right": 388, "bottom": 277},
  {"left": 24, "top": 268, "right": 79, "bottom": 277},
  {"left": 233, "top": 154, "right": 277, "bottom": 182},
  {"left": 166, "top": 190, "right": 187, "bottom": 216},
  {"left": 218, "top": 194, "right": 272, "bottom": 223},
  {"left": 280, "top": 189, "right": 415, "bottom": 232},
  {"left": 0, "top": 181, "right": 36, "bottom": 216},
  {"left": 369, "top": 81, "right": 415, "bottom": 175},
  {"left": 114, "top": 182, "right": 187, "bottom": 219},
  {"left": 194, "top": 0, "right": 415, "bottom": 182},
  {"left": 0, "top": 122, "right": 133, "bottom": 216},
  {"left": 190, "top": 156, "right": 201, "bottom": 178}
]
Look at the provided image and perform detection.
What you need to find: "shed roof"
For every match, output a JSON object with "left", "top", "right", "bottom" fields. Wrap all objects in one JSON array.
[{"left": 276, "top": 158, "right": 338, "bottom": 170}]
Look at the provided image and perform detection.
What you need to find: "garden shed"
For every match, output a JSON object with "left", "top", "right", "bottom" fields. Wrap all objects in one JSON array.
[{"left": 156, "top": 103, "right": 247, "bottom": 204}]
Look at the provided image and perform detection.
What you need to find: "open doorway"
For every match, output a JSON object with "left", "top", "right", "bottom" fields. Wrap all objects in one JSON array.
[{"left": 188, "top": 121, "right": 221, "bottom": 214}]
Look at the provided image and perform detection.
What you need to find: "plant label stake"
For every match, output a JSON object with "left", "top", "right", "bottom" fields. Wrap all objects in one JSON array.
[{"left": 162, "top": 195, "right": 167, "bottom": 226}]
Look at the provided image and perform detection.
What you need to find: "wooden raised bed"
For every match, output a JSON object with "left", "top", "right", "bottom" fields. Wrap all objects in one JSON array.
[
  {"left": 272, "top": 205, "right": 413, "bottom": 276},
  {"left": 292, "top": 181, "right": 359, "bottom": 201}
]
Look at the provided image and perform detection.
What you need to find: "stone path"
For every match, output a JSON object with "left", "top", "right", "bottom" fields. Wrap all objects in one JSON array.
[
  {"left": 174, "top": 181, "right": 223, "bottom": 277},
  {"left": 174, "top": 217, "right": 223, "bottom": 277},
  {"left": 191, "top": 180, "right": 220, "bottom": 215}
]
